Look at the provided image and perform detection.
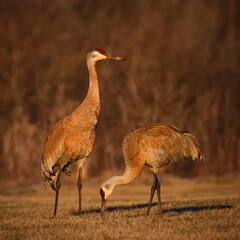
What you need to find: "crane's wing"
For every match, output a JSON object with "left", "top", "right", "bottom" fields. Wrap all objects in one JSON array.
[
  {"left": 140, "top": 124, "right": 203, "bottom": 162},
  {"left": 41, "top": 119, "right": 70, "bottom": 183},
  {"left": 159, "top": 125, "right": 203, "bottom": 161}
]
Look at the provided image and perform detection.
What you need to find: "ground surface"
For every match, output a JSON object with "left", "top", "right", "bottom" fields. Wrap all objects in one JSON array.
[{"left": 0, "top": 175, "right": 240, "bottom": 240}]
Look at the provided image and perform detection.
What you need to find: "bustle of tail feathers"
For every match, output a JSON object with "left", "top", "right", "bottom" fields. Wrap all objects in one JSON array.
[
  {"left": 41, "top": 156, "right": 57, "bottom": 191},
  {"left": 183, "top": 132, "right": 205, "bottom": 162},
  {"left": 169, "top": 125, "right": 205, "bottom": 161}
]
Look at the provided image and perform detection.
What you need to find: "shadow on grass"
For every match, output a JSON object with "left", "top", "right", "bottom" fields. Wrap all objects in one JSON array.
[
  {"left": 164, "top": 205, "right": 232, "bottom": 214},
  {"left": 71, "top": 203, "right": 232, "bottom": 216},
  {"left": 71, "top": 203, "right": 156, "bottom": 215}
]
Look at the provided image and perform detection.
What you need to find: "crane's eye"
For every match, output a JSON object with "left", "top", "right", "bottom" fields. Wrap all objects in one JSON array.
[{"left": 92, "top": 54, "right": 97, "bottom": 58}]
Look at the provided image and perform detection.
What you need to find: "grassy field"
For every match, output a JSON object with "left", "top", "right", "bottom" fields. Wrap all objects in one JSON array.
[{"left": 0, "top": 175, "right": 240, "bottom": 240}]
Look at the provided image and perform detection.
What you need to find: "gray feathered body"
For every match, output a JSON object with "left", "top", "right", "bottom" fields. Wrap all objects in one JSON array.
[{"left": 122, "top": 124, "right": 204, "bottom": 175}]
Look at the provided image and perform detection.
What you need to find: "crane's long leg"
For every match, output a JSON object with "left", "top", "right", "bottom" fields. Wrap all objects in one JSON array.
[
  {"left": 77, "top": 167, "right": 82, "bottom": 215},
  {"left": 156, "top": 175, "right": 162, "bottom": 217},
  {"left": 53, "top": 171, "right": 61, "bottom": 217},
  {"left": 147, "top": 172, "right": 157, "bottom": 216}
]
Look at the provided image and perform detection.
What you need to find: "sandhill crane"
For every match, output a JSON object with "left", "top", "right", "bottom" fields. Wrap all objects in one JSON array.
[
  {"left": 100, "top": 124, "right": 204, "bottom": 217},
  {"left": 41, "top": 48, "right": 125, "bottom": 217}
]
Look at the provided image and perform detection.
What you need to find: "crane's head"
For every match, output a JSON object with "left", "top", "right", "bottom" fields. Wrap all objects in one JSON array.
[
  {"left": 99, "top": 176, "right": 118, "bottom": 217},
  {"left": 87, "top": 48, "right": 126, "bottom": 64}
]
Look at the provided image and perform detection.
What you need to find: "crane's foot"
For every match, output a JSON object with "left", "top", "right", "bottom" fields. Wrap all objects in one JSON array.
[
  {"left": 146, "top": 207, "right": 151, "bottom": 216},
  {"left": 50, "top": 214, "right": 56, "bottom": 220}
]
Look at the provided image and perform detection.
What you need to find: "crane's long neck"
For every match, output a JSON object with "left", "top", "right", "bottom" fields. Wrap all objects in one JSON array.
[
  {"left": 102, "top": 157, "right": 144, "bottom": 198},
  {"left": 106, "top": 167, "right": 140, "bottom": 190},
  {"left": 84, "top": 60, "right": 100, "bottom": 105},
  {"left": 72, "top": 59, "right": 100, "bottom": 119}
]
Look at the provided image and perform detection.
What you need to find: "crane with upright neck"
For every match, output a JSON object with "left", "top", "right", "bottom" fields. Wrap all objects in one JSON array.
[{"left": 41, "top": 48, "right": 125, "bottom": 217}]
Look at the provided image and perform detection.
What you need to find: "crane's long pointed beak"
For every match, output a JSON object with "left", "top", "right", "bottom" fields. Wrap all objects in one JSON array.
[
  {"left": 101, "top": 197, "right": 106, "bottom": 217},
  {"left": 106, "top": 53, "right": 126, "bottom": 62}
]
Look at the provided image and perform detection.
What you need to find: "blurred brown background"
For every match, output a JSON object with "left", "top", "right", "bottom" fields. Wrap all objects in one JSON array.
[{"left": 0, "top": 0, "right": 239, "bottom": 184}]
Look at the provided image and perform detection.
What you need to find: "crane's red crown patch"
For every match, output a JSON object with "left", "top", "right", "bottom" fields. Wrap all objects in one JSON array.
[
  {"left": 100, "top": 188, "right": 105, "bottom": 198},
  {"left": 95, "top": 48, "right": 106, "bottom": 55}
]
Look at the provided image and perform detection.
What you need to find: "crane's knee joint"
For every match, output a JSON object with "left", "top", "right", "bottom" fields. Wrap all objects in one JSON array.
[{"left": 56, "top": 181, "right": 61, "bottom": 189}]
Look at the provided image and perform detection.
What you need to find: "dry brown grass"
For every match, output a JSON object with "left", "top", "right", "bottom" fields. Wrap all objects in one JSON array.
[{"left": 1, "top": 175, "right": 239, "bottom": 239}]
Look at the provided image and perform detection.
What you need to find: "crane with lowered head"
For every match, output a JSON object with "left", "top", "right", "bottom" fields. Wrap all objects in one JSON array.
[{"left": 100, "top": 124, "right": 204, "bottom": 217}]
